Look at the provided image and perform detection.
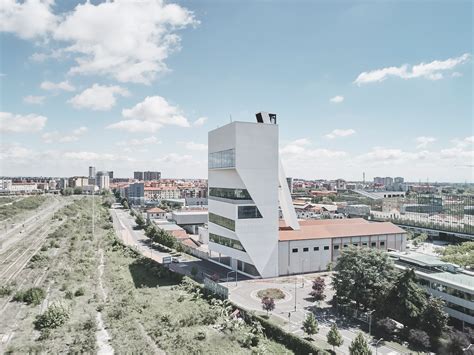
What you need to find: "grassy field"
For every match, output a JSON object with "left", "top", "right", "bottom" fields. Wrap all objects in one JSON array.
[
  {"left": 0, "top": 195, "right": 48, "bottom": 221},
  {"left": 3, "top": 196, "right": 294, "bottom": 354}
]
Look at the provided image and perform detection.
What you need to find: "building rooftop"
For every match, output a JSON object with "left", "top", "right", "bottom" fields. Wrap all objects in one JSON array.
[
  {"left": 147, "top": 207, "right": 166, "bottom": 213},
  {"left": 279, "top": 218, "right": 406, "bottom": 241},
  {"left": 388, "top": 251, "right": 474, "bottom": 291}
]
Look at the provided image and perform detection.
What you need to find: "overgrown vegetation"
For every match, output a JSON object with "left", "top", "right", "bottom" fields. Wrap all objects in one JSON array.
[
  {"left": 13, "top": 287, "right": 45, "bottom": 305},
  {"left": 0, "top": 195, "right": 47, "bottom": 221}
]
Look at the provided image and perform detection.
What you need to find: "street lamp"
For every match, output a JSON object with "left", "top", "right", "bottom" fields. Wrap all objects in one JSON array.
[{"left": 374, "top": 338, "right": 383, "bottom": 355}]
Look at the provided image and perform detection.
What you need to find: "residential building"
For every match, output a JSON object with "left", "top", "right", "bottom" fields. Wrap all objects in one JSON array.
[
  {"left": 89, "top": 166, "right": 96, "bottom": 179},
  {"left": 144, "top": 171, "right": 161, "bottom": 181},
  {"left": 96, "top": 171, "right": 110, "bottom": 191},
  {"left": 9, "top": 182, "right": 38, "bottom": 194},
  {"left": 68, "top": 176, "right": 89, "bottom": 188},
  {"left": 0, "top": 179, "right": 13, "bottom": 192},
  {"left": 128, "top": 182, "right": 144, "bottom": 205},
  {"left": 134, "top": 171, "right": 144, "bottom": 180},
  {"left": 144, "top": 186, "right": 180, "bottom": 200},
  {"left": 146, "top": 207, "right": 167, "bottom": 221},
  {"left": 388, "top": 251, "right": 473, "bottom": 326}
]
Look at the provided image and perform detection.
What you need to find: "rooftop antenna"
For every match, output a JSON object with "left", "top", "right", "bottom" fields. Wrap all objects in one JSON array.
[{"left": 230, "top": 114, "right": 233, "bottom": 123}]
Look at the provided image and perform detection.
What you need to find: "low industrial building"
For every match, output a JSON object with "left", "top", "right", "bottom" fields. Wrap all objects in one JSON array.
[
  {"left": 279, "top": 218, "right": 407, "bottom": 275},
  {"left": 171, "top": 209, "right": 208, "bottom": 234},
  {"left": 388, "top": 251, "right": 473, "bottom": 326}
]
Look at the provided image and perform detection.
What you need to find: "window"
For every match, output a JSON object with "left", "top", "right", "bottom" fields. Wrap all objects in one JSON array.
[
  {"left": 371, "top": 242, "right": 377, "bottom": 247},
  {"left": 362, "top": 242, "right": 368, "bottom": 246},
  {"left": 334, "top": 245, "right": 339, "bottom": 250},
  {"left": 303, "top": 247, "right": 309, "bottom": 252},
  {"left": 209, "top": 187, "right": 252, "bottom": 200},
  {"left": 314, "top": 246, "right": 319, "bottom": 251},
  {"left": 209, "top": 212, "right": 235, "bottom": 231},
  {"left": 343, "top": 244, "right": 348, "bottom": 248},
  {"left": 208, "top": 149, "right": 235, "bottom": 169},
  {"left": 238, "top": 206, "right": 262, "bottom": 219},
  {"left": 380, "top": 241, "right": 385, "bottom": 246},
  {"left": 292, "top": 248, "right": 298, "bottom": 253},
  {"left": 209, "top": 233, "right": 245, "bottom": 251},
  {"left": 324, "top": 246, "right": 329, "bottom": 250},
  {"left": 353, "top": 243, "right": 358, "bottom": 247}
]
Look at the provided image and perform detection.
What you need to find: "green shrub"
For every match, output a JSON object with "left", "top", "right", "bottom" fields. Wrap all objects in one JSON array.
[
  {"left": 34, "top": 303, "right": 70, "bottom": 330},
  {"left": 194, "top": 330, "right": 206, "bottom": 340},
  {"left": 13, "top": 287, "right": 45, "bottom": 305},
  {"left": 65, "top": 290, "right": 74, "bottom": 299},
  {"left": 74, "top": 287, "right": 85, "bottom": 297},
  {"left": 0, "top": 285, "right": 13, "bottom": 297}
]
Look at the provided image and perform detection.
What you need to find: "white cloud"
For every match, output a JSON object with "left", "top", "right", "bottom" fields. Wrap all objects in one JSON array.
[
  {"left": 354, "top": 53, "right": 471, "bottom": 85},
  {"left": 156, "top": 153, "right": 193, "bottom": 164},
  {"left": 68, "top": 84, "right": 130, "bottom": 111},
  {"left": 357, "top": 147, "right": 430, "bottom": 164},
  {"left": 52, "top": 0, "right": 197, "bottom": 84},
  {"left": 0, "top": 143, "right": 34, "bottom": 161},
  {"left": 415, "top": 136, "right": 436, "bottom": 149},
  {"left": 42, "top": 126, "right": 88, "bottom": 143},
  {"left": 329, "top": 95, "right": 344, "bottom": 103},
  {"left": 116, "top": 136, "right": 161, "bottom": 146},
  {"left": 23, "top": 95, "right": 45, "bottom": 104},
  {"left": 0, "top": 0, "right": 57, "bottom": 39},
  {"left": 193, "top": 117, "right": 208, "bottom": 127},
  {"left": 108, "top": 95, "right": 190, "bottom": 132},
  {"left": 185, "top": 141, "right": 207, "bottom": 151},
  {"left": 0, "top": 112, "right": 47, "bottom": 132},
  {"left": 40, "top": 80, "right": 75, "bottom": 92},
  {"left": 62, "top": 151, "right": 126, "bottom": 161},
  {"left": 325, "top": 128, "right": 356, "bottom": 139}
]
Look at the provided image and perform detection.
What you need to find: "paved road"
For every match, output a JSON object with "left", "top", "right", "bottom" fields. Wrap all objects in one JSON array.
[{"left": 110, "top": 207, "right": 242, "bottom": 281}]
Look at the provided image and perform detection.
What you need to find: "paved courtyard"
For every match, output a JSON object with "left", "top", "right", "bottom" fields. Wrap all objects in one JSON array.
[{"left": 227, "top": 274, "right": 409, "bottom": 354}]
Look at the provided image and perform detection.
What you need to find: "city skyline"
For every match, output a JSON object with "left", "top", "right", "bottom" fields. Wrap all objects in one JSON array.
[{"left": 1, "top": 1, "right": 473, "bottom": 182}]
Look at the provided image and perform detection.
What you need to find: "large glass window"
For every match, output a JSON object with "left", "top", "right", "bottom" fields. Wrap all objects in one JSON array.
[
  {"left": 209, "top": 149, "right": 235, "bottom": 169},
  {"left": 209, "top": 233, "right": 245, "bottom": 252},
  {"left": 209, "top": 212, "right": 235, "bottom": 231},
  {"left": 238, "top": 206, "right": 262, "bottom": 219},
  {"left": 209, "top": 187, "right": 252, "bottom": 200}
]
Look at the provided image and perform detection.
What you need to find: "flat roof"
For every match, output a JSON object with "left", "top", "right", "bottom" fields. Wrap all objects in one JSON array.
[
  {"left": 388, "top": 250, "right": 451, "bottom": 267},
  {"left": 279, "top": 218, "right": 406, "bottom": 241}
]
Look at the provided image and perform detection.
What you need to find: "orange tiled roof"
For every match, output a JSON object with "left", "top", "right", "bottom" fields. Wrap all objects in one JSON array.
[{"left": 279, "top": 218, "right": 405, "bottom": 241}]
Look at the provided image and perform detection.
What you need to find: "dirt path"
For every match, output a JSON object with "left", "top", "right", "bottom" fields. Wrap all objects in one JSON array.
[{"left": 96, "top": 249, "right": 114, "bottom": 355}]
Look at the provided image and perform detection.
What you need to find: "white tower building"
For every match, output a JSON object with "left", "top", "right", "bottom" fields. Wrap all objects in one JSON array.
[{"left": 207, "top": 112, "right": 297, "bottom": 278}]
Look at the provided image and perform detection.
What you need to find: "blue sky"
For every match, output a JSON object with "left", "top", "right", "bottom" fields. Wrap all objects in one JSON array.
[{"left": 0, "top": 0, "right": 472, "bottom": 182}]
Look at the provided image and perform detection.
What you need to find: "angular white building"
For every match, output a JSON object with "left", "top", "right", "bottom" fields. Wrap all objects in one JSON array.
[{"left": 208, "top": 112, "right": 297, "bottom": 278}]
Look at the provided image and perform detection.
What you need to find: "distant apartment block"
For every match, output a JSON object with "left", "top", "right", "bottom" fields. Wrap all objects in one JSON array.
[
  {"left": 144, "top": 171, "right": 161, "bottom": 181},
  {"left": 134, "top": 171, "right": 144, "bottom": 180},
  {"left": 96, "top": 171, "right": 110, "bottom": 191},
  {"left": 68, "top": 176, "right": 89, "bottom": 188}
]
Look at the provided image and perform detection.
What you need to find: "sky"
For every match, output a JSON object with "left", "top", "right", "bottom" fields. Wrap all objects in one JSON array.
[{"left": 0, "top": 0, "right": 472, "bottom": 182}]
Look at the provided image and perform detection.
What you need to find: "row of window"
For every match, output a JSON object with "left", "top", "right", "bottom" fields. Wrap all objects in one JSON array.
[
  {"left": 238, "top": 205, "right": 262, "bottom": 219},
  {"left": 209, "top": 187, "right": 252, "bottom": 201},
  {"left": 208, "top": 149, "right": 235, "bottom": 169},
  {"left": 209, "top": 233, "right": 246, "bottom": 252},
  {"left": 209, "top": 212, "right": 235, "bottom": 231},
  {"left": 291, "top": 241, "right": 386, "bottom": 253}
]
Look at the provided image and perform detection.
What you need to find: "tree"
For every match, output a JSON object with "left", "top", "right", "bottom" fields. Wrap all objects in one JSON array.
[
  {"left": 302, "top": 313, "right": 318, "bottom": 337},
  {"left": 73, "top": 186, "right": 83, "bottom": 195},
  {"left": 135, "top": 214, "right": 146, "bottom": 229},
  {"left": 327, "top": 323, "right": 343, "bottom": 351},
  {"left": 122, "top": 200, "right": 129, "bottom": 209},
  {"left": 375, "top": 317, "right": 397, "bottom": 339},
  {"left": 383, "top": 269, "right": 427, "bottom": 328},
  {"left": 261, "top": 297, "right": 275, "bottom": 315},
  {"left": 310, "top": 276, "right": 326, "bottom": 301},
  {"left": 439, "top": 329, "right": 470, "bottom": 355},
  {"left": 408, "top": 329, "right": 430, "bottom": 351},
  {"left": 421, "top": 296, "right": 448, "bottom": 337},
  {"left": 349, "top": 332, "right": 372, "bottom": 355},
  {"left": 332, "top": 247, "right": 396, "bottom": 310},
  {"left": 438, "top": 241, "right": 474, "bottom": 268}
]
